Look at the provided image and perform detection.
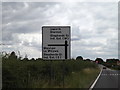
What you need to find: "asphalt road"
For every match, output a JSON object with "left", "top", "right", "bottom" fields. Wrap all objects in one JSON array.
[{"left": 93, "top": 68, "right": 120, "bottom": 89}]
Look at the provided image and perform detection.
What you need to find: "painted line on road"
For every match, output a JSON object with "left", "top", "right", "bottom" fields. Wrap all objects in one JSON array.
[
  {"left": 89, "top": 68, "right": 103, "bottom": 90},
  {"left": 101, "top": 74, "right": 120, "bottom": 76}
]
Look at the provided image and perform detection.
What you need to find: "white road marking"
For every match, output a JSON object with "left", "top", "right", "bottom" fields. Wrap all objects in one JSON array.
[
  {"left": 101, "top": 74, "right": 120, "bottom": 76},
  {"left": 89, "top": 69, "right": 102, "bottom": 90}
]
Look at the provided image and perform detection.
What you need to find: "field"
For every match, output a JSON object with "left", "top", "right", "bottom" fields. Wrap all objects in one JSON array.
[{"left": 2, "top": 53, "right": 100, "bottom": 88}]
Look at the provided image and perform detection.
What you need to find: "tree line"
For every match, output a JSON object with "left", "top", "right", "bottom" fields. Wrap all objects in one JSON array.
[
  {"left": 76, "top": 56, "right": 120, "bottom": 70},
  {"left": 1, "top": 51, "right": 120, "bottom": 71}
]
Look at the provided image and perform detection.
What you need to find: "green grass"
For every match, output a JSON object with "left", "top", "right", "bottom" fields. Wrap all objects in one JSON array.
[
  {"left": 64, "top": 68, "right": 100, "bottom": 88},
  {"left": 2, "top": 55, "right": 100, "bottom": 88}
]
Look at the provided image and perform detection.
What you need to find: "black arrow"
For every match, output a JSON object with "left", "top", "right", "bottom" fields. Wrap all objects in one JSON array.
[{"left": 48, "top": 40, "right": 68, "bottom": 59}]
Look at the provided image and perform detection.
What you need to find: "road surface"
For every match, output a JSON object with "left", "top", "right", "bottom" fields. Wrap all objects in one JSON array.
[{"left": 93, "top": 67, "right": 120, "bottom": 89}]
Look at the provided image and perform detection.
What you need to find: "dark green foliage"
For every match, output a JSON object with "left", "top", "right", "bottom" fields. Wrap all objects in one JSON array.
[
  {"left": 95, "top": 58, "right": 104, "bottom": 64},
  {"left": 103, "top": 59, "right": 120, "bottom": 70},
  {"left": 85, "top": 59, "right": 91, "bottom": 62},
  {"left": 106, "top": 59, "right": 119, "bottom": 65},
  {"left": 2, "top": 52, "right": 98, "bottom": 88},
  {"left": 9, "top": 51, "right": 17, "bottom": 60},
  {"left": 76, "top": 56, "right": 83, "bottom": 60}
]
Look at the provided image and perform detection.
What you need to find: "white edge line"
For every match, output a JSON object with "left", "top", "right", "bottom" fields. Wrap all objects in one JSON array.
[{"left": 89, "top": 68, "right": 103, "bottom": 90}]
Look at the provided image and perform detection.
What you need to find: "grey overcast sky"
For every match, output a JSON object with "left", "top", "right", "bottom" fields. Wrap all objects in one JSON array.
[{"left": 1, "top": 2, "right": 118, "bottom": 60}]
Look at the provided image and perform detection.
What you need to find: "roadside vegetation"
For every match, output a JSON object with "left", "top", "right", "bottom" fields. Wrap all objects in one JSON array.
[
  {"left": 95, "top": 58, "right": 120, "bottom": 70},
  {"left": 2, "top": 51, "right": 100, "bottom": 88}
]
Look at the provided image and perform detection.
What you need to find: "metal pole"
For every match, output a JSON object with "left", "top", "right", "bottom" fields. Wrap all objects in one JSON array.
[{"left": 63, "top": 60, "right": 65, "bottom": 88}]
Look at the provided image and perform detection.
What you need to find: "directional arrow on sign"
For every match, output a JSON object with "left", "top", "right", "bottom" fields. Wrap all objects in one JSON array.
[{"left": 48, "top": 40, "right": 68, "bottom": 59}]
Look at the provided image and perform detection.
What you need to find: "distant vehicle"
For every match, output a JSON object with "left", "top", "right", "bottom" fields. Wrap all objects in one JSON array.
[{"left": 103, "top": 66, "right": 106, "bottom": 69}]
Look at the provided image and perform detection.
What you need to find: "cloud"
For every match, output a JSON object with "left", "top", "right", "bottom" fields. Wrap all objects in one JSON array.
[{"left": 2, "top": 2, "right": 118, "bottom": 60}]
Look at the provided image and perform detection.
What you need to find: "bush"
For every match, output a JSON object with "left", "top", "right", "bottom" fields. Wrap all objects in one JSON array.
[
  {"left": 2, "top": 52, "right": 98, "bottom": 88},
  {"left": 76, "top": 56, "right": 83, "bottom": 60}
]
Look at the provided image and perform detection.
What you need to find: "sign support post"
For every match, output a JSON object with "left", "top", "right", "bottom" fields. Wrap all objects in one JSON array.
[{"left": 42, "top": 26, "right": 71, "bottom": 88}]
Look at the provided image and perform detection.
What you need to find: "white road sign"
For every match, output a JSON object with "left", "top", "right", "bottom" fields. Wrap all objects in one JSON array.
[{"left": 42, "top": 26, "right": 71, "bottom": 60}]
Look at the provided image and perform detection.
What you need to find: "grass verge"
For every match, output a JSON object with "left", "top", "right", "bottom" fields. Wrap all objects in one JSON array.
[
  {"left": 64, "top": 67, "right": 100, "bottom": 88},
  {"left": 2, "top": 55, "right": 100, "bottom": 88}
]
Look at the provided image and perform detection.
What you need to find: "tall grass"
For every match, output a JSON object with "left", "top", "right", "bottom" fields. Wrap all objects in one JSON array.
[
  {"left": 2, "top": 54, "right": 100, "bottom": 88},
  {"left": 64, "top": 68, "right": 100, "bottom": 88}
]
